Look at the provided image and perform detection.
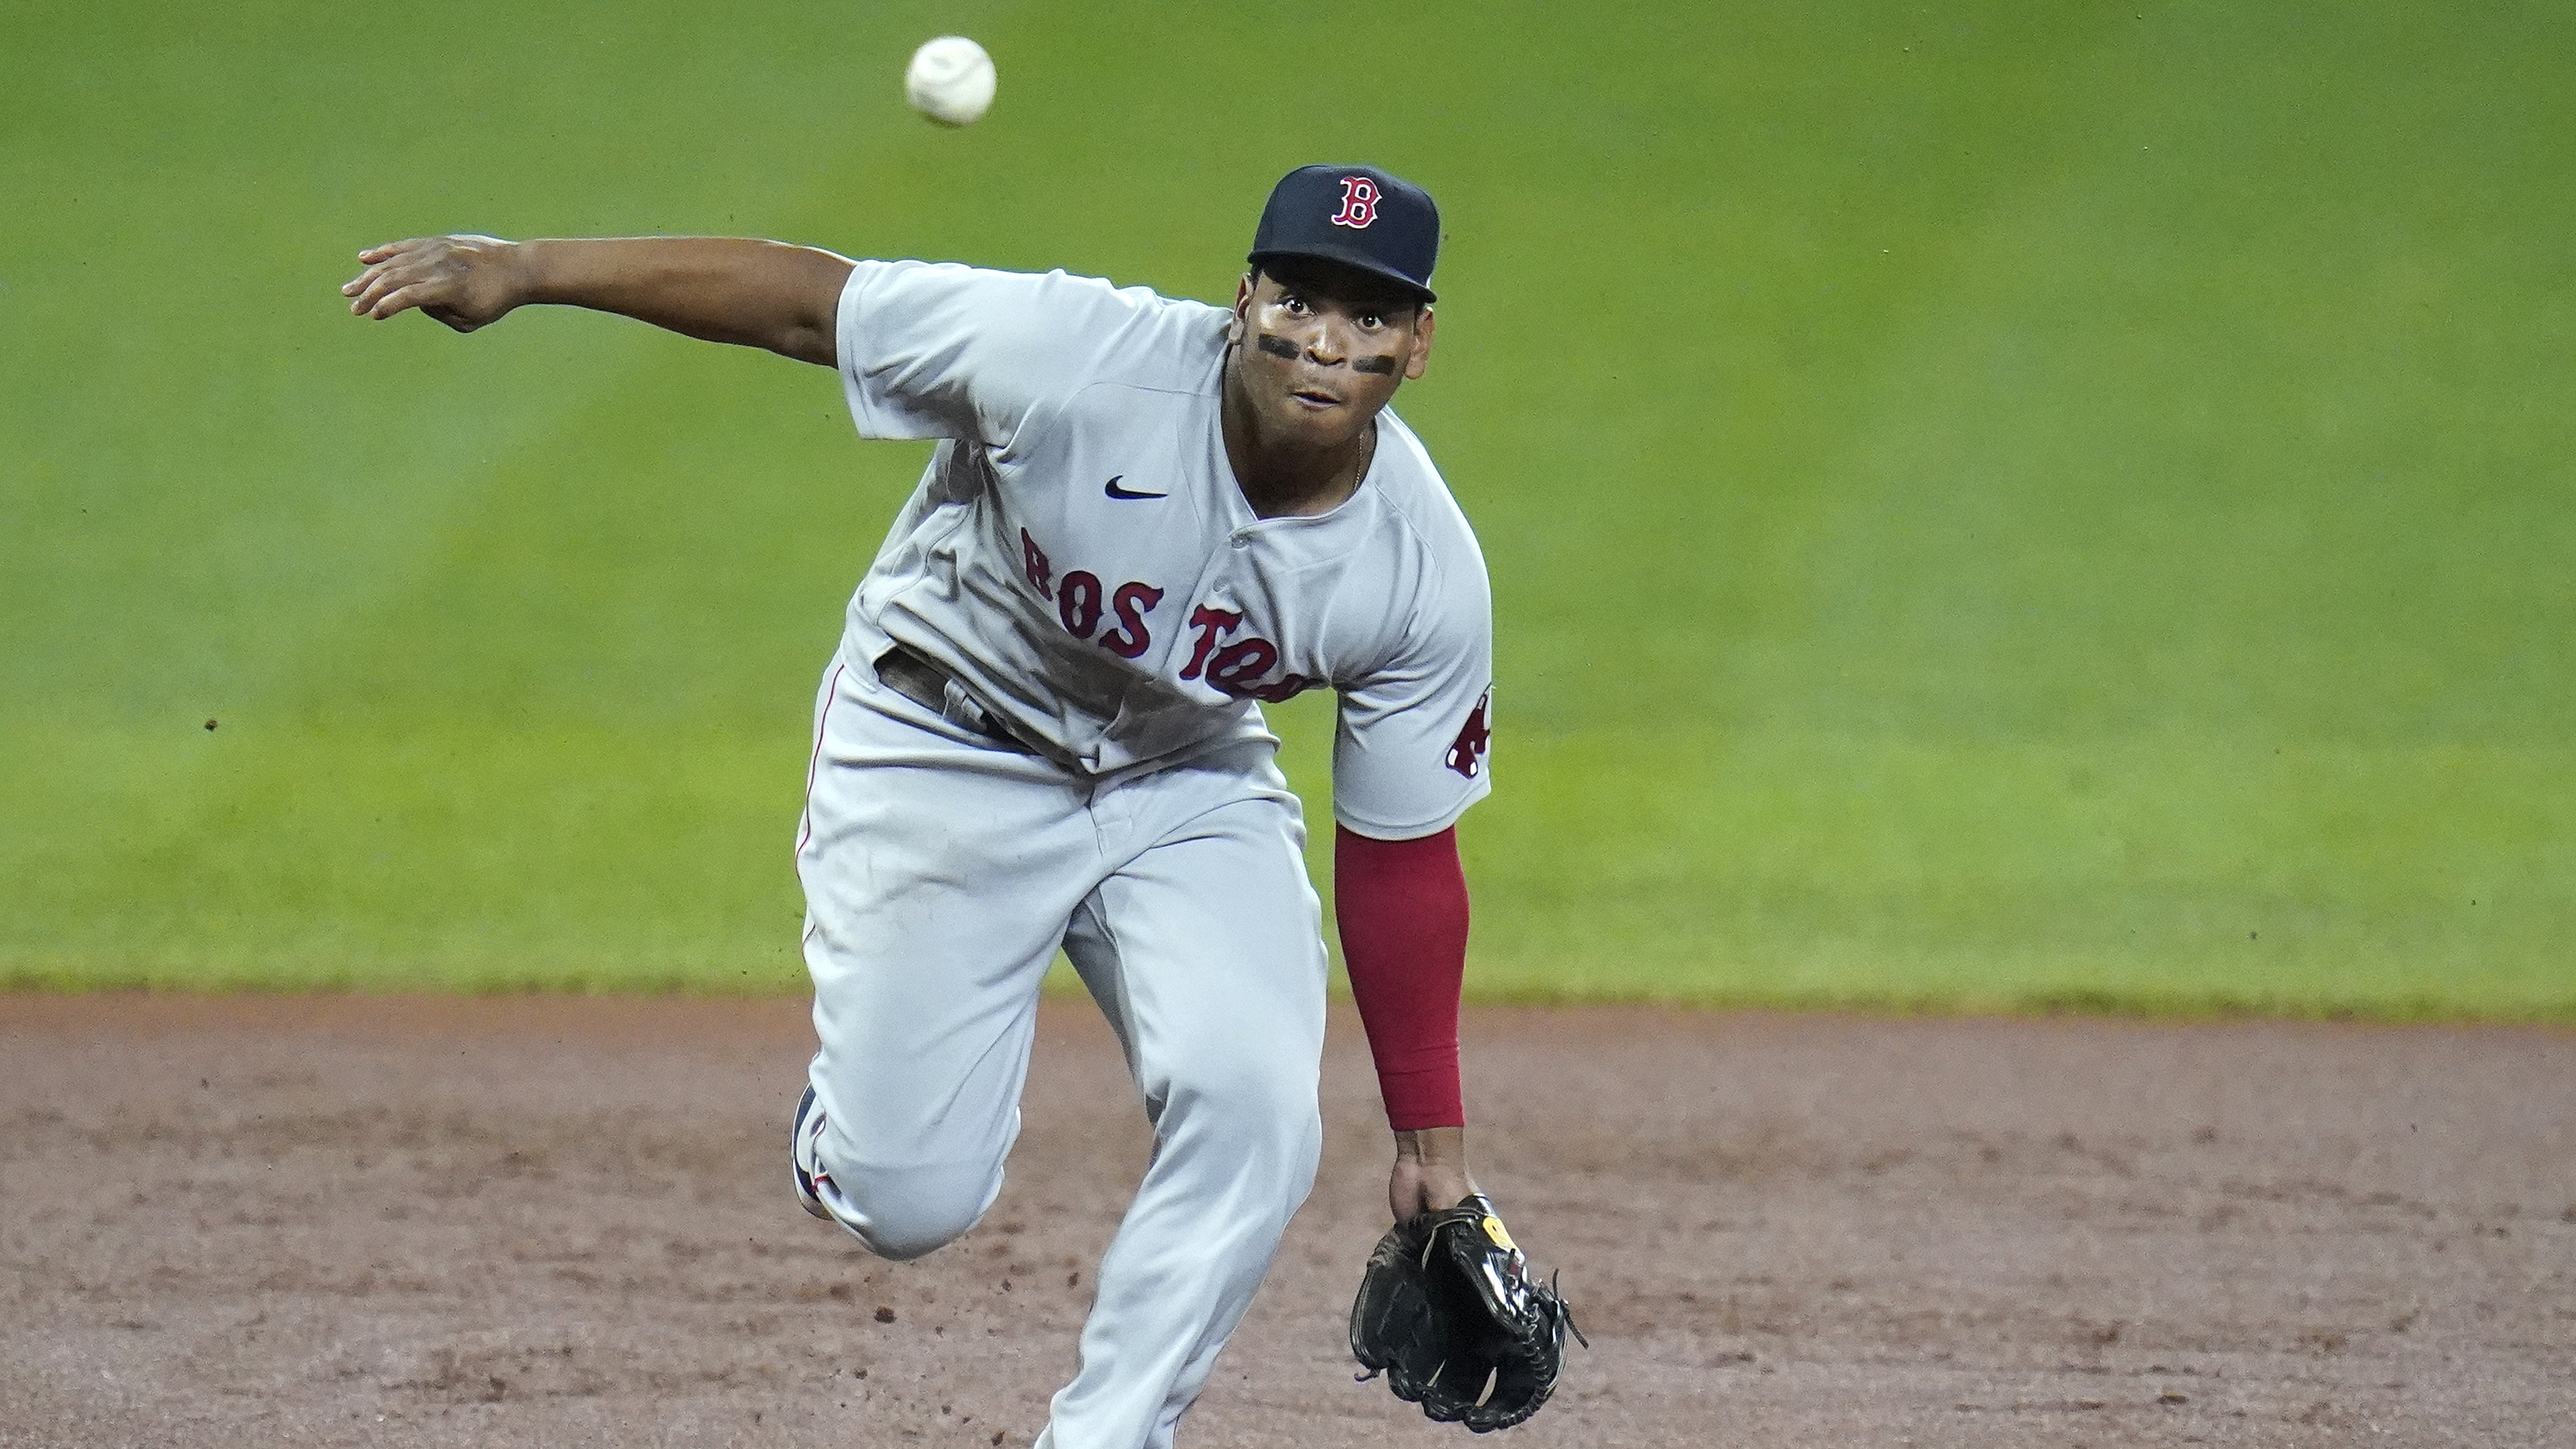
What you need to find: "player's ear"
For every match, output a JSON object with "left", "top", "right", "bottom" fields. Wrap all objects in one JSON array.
[
  {"left": 1229, "top": 272, "right": 1255, "bottom": 343},
  {"left": 1403, "top": 306, "right": 1435, "bottom": 382}
]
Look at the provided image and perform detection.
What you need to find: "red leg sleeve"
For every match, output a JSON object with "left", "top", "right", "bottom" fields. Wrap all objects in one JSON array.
[{"left": 1334, "top": 823, "right": 1467, "bottom": 1131}]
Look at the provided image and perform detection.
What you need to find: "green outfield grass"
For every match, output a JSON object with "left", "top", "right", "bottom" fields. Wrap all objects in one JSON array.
[{"left": 6, "top": 1, "right": 2572, "bottom": 1015}]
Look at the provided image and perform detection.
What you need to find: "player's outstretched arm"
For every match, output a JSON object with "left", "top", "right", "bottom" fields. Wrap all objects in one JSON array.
[{"left": 341, "top": 235, "right": 855, "bottom": 367}]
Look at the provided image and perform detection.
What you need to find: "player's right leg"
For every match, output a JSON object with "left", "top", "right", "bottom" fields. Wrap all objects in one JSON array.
[
  {"left": 790, "top": 651, "right": 1102, "bottom": 1260},
  {"left": 1040, "top": 748, "right": 1330, "bottom": 1449}
]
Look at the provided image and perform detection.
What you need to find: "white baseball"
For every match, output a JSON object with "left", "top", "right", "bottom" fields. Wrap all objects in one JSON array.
[{"left": 905, "top": 36, "right": 996, "bottom": 127}]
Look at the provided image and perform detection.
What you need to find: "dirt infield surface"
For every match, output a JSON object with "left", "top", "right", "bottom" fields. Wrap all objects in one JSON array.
[{"left": 3, "top": 996, "right": 2571, "bottom": 1448}]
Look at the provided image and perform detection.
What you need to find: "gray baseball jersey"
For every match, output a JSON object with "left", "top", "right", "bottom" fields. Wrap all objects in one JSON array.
[{"left": 831, "top": 261, "right": 1495, "bottom": 840}]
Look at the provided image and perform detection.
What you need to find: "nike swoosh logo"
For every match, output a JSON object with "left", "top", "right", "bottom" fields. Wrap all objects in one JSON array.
[{"left": 1103, "top": 475, "right": 1168, "bottom": 500}]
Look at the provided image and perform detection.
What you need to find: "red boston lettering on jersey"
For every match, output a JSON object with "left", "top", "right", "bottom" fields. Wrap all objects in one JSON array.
[
  {"left": 1027, "top": 539, "right": 1165, "bottom": 660},
  {"left": 1099, "top": 582, "right": 1164, "bottom": 659},
  {"left": 1020, "top": 529, "right": 1054, "bottom": 600},
  {"left": 1058, "top": 571, "right": 1104, "bottom": 639},
  {"left": 1329, "top": 176, "right": 1380, "bottom": 230},
  {"left": 1180, "top": 605, "right": 1246, "bottom": 680},
  {"left": 1444, "top": 689, "right": 1493, "bottom": 779}
]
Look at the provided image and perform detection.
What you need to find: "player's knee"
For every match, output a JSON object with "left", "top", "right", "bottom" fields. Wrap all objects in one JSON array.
[{"left": 827, "top": 1161, "right": 1000, "bottom": 1262}]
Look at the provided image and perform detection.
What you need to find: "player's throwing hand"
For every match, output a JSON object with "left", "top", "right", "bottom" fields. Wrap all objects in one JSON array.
[{"left": 342, "top": 235, "right": 522, "bottom": 331}]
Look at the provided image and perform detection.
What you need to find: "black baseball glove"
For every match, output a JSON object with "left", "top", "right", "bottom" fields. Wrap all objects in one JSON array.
[{"left": 1350, "top": 1194, "right": 1585, "bottom": 1432}]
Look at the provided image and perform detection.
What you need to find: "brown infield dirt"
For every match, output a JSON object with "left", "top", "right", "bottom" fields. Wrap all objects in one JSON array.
[{"left": 3, "top": 995, "right": 2571, "bottom": 1449}]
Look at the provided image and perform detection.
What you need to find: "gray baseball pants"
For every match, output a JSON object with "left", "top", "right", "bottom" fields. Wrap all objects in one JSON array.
[{"left": 793, "top": 650, "right": 1329, "bottom": 1449}]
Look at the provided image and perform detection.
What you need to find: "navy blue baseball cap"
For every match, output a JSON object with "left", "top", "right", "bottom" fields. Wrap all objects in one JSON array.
[{"left": 1248, "top": 164, "right": 1440, "bottom": 304}]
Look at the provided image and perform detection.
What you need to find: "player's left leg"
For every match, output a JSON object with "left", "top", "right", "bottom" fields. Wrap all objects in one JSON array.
[{"left": 1036, "top": 748, "right": 1329, "bottom": 1449}]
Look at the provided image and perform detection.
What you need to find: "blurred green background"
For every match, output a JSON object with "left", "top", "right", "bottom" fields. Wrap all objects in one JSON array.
[{"left": 5, "top": 1, "right": 2570, "bottom": 1013}]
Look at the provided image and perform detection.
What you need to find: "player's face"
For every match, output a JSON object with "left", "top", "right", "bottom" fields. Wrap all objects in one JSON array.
[{"left": 1227, "top": 261, "right": 1435, "bottom": 448}]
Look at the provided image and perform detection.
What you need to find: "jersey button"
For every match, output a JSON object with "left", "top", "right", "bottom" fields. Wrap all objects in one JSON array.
[{"left": 1229, "top": 534, "right": 1251, "bottom": 551}]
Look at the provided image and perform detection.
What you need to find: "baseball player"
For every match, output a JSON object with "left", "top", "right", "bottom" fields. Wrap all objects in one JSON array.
[{"left": 344, "top": 164, "right": 1493, "bottom": 1449}]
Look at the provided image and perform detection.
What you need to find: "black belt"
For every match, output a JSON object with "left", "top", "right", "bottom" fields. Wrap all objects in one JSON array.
[{"left": 872, "top": 645, "right": 1032, "bottom": 753}]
